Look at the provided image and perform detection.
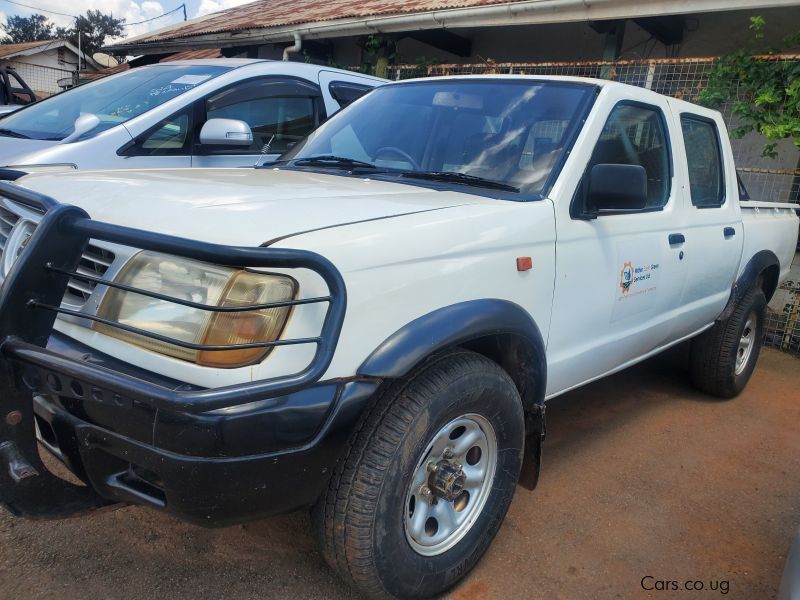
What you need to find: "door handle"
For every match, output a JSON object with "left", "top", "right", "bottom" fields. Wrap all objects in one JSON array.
[
  {"left": 724, "top": 227, "right": 736, "bottom": 238},
  {"left": 668, "top": 233, "right": 685, "bottom": 245}
]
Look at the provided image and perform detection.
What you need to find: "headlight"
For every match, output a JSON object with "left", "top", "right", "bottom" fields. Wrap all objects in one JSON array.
[{"left": 95, "top": 251, "right": 296, "bottom": 368}]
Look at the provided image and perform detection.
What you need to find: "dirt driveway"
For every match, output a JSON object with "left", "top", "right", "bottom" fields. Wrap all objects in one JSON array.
[{"left": 1, "top": 346, "right": 798, "bottom": 599}]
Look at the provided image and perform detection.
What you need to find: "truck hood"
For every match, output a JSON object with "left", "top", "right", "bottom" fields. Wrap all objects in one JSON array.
[{"left": 15, "top": 168, "right": 474, "bottom": 246}]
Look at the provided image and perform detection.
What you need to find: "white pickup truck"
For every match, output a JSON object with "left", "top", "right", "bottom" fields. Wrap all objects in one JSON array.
[{"left": 0, "top": 76, "right": 796, "bottom": 599}]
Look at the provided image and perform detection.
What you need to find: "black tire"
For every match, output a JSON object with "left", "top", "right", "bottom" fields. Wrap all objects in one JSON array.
[
  {"left": 313, "top": 350, "right": 525, "bottom": 598},
  {"left": 689, "top": 286, "right": 766, "bottom": 399}
]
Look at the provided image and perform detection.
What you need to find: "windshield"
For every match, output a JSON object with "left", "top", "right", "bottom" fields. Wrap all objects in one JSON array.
[
  {"left": 0, "top": 64, "right": 232, "bottom": 141},
  {"left": 282, "top": 80, "right": 595, "bottom": 197}
]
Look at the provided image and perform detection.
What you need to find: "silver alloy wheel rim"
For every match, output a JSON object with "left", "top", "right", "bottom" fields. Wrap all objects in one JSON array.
[
  {"left": 403, "top": 413, "right": 497, "bottom": 557},
  {"left": 735, "top": 312, "right": 757, "bottom": 376}
]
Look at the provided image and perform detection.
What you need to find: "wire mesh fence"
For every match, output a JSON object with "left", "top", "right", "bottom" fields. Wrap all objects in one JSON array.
[
  {"left": 6, "top": 61, "right": 76, "bottom": 98},
  {"left": 387, "top": 57, "right": 800, "bottom": 356},
  {"left": 765, "top": 276, "right": 800, "bottom": 355}
]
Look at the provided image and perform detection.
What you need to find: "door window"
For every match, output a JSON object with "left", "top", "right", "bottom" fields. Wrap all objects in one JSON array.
[
  {"left": 587, "top": 103, "right": 671, "bottom": 209},
  {"left": 680, "top": 115, "right": 725, "bottom": 207},
  {"left": 121, "top": 108, "right": 193, "bottom": 156},
  {"left": 205, "top": 78, "right": 320, "bottom": 155}
]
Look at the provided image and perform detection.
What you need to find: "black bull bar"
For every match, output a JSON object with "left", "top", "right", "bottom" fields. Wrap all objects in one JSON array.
[{"left": 0, "top": 181, "right": 346, "bottom": 519}]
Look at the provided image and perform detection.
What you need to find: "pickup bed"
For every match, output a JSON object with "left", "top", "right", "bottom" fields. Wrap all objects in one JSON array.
[{"left": 0, "top": 76, "right": 796, "bottom": 599}]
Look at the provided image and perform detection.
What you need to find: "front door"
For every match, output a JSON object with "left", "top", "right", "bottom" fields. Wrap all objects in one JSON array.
[{"left": 546, "top": 97, "right": 688, "bottom": 397}]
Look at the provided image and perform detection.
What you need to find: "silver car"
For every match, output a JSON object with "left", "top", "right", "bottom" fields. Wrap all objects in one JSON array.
[{"left": 0, "top": 59, "right": 384, "bottom": 172}]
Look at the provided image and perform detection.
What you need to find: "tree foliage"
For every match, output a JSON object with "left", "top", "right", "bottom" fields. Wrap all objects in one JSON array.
[
  {"left": 1, "top": 14, "right": 54, "bottom": 43},
  {"left": 1, "top": 10, "right": 125, "bottom": 59},
  {"left": 56, "top": 10, "right": 125, "bottom": 58},
  {"left": 699, "top": 16, "right": 800, "bottom": 158}
]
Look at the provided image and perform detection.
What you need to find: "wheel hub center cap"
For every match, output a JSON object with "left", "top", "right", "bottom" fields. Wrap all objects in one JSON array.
[{"left": 428, "top": 461, "right": 465, "bottom": 501}]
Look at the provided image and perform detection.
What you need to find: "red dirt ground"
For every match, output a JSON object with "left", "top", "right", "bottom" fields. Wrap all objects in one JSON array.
[{"left": 1, "top": 346, "right": 798, "bottom": 599}]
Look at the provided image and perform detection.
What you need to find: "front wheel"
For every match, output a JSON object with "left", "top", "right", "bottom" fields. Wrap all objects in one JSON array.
[
  {"left": 690, "top": 286, "right": 766, "bottom": 399},
  {"left": 313, "top": 350, "right": 525, "bottom": 598}
]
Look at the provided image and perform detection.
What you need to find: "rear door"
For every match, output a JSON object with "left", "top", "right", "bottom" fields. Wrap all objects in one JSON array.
[{"left": 669, "top": 108, "right": 743, "bottom": 338}]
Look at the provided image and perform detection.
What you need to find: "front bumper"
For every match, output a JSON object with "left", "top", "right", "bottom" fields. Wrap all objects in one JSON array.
[
  {"left": 0, "top": 181, "right": 361, "bottom": 526},
  {"left": 28, "top": 337, "right": 377, "bottom": 526}
]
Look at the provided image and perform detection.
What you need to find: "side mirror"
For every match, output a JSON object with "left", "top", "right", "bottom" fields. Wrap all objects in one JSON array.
[
  {"left": 199, "top": 118, "right": 253, "bottom": 146},
  {"left": 587, "top": 164, "right": 648, "bottom": 212},
  {"left": 61, "top": 113, "right": 100, "bottom": 144}
]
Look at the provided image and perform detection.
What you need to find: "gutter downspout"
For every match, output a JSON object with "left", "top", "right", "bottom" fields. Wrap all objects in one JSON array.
[{"left": 282, "top": 32, "right": 302, "bottom": 61}]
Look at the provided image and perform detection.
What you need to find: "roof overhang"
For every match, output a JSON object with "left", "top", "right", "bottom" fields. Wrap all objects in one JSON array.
[
  {"left": 0, "top": 40, "right": 102, "bottom": 70},
  {"left": 105, "top": 0, "right": 800, "bottom": 55}
]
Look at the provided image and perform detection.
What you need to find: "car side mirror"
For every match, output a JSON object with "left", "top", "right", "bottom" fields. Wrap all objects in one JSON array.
[
  {"left": 199, "top": 118, "right": 253, "bottom": 146},
  {"left": 61, "top": 113, "right": 100, "bottom": 144},
  {"left": 587, "top": 164, "right": 648, "bottom": 213}
]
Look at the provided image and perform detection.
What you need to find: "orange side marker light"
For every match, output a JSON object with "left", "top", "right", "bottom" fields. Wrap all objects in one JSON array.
[{"left": 516, "top": 257, "right": 533, "bottom": 272}]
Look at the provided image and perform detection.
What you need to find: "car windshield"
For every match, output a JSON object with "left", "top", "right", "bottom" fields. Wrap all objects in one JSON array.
[
  {"left": 282, "top": 79, "right": 595, "bottom": 197},
  {"left": 0, "top": 64, "right": 232, "bottom": 141}
]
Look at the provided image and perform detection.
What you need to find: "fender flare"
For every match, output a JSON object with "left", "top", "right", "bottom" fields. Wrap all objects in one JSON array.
[
  {"left": 718, "top": 249, "right": 780, "bottom": 322},
  {"left": 357, "top": 299, "right": 548, "bottom": 490},
  {"left": 357, "top": 299, "right": 547, "bottom": 411}
]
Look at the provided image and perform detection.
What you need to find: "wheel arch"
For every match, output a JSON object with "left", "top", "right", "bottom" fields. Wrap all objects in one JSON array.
[
  {"left": 357, "top": 299, "right": 548, "bottom": 490},
  {"left": 718, "top": 250, "right": 780, "bottom": 322},
  {"left": 357, "top": 299, "right": 547, "bottom": 413}
]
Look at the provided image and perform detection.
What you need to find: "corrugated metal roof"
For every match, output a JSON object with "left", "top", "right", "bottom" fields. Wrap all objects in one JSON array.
[
  {"left": 119, "top": 0, "right": 514, "bottom": 45},
  {"left": 159, "top": 48, "right": 223, "bottom": 61},
  {"left": 80, "top": 48, "right": 223, "bottom": 81},
  {"left": 0, "top": 40, "right": 60, "bottom": 59}
]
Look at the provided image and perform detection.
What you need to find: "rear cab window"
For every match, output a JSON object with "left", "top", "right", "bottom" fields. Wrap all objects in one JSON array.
[{"left": 680, "top": 114, "right": 726, "bottom": 207}]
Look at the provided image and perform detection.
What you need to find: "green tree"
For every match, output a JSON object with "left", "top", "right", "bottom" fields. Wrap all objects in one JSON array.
[
  {"left": 56, "top": 10, "right": 125, "bottom": 58},
  {"left": 1, "top": 14, "right": 55, "bottom": 43},
  {"left": 700, "top": 16, "right": 800, "bottom": 158}
]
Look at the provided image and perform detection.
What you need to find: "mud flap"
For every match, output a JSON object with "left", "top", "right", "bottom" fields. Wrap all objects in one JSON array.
[
  {"left": 0, "top": 366, "right": 115, "bottom": 519},
  {"left": 518, "top": 404, "right": 545, "bottom": 490}
]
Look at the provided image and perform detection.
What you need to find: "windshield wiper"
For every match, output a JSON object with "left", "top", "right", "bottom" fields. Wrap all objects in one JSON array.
[
  {"left": 0, "top": 128, "right": 29, "bottom": 139},
  {"left": 291, "top": 155, "right": 378, "bottom": 170},
  {"left": 398, "top": 171, "right": 519, "bottom": 193}
]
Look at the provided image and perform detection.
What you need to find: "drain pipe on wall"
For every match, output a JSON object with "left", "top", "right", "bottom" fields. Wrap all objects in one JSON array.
[{"left": 282, "top": 33, "right": 302, "bottom": 60}]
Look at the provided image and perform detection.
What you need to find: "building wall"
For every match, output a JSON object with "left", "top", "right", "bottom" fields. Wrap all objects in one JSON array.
[{"left": 309, "top": 6, "right": 800, "bottom": 66}]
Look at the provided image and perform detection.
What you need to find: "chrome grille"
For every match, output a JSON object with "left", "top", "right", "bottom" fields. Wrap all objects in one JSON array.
[
  {"left": 0, "top": 200, "right": 116, "bottom": 308},
  {"left": 64, "top": 244, "right": 115, "bottom": 305},
  {"left": 0, "top": 206, "right": 20, "bottom": 249}
]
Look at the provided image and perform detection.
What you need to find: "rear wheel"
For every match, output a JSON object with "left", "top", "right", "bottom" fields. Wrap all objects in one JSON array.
[
  {"left": 690, "top": 286, "right": 766, "bottom": 399},
  {"left": 313, "top": 350, "right": 525, "bottom": 598}
]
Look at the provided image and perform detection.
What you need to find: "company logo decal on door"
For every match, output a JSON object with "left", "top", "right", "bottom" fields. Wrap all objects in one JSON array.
[
  {"left": 617, "top": 259, "right": 659, "bottom": 299},
  {"left": 620, "top": 261, "right": 634, "bottom": 294}
]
